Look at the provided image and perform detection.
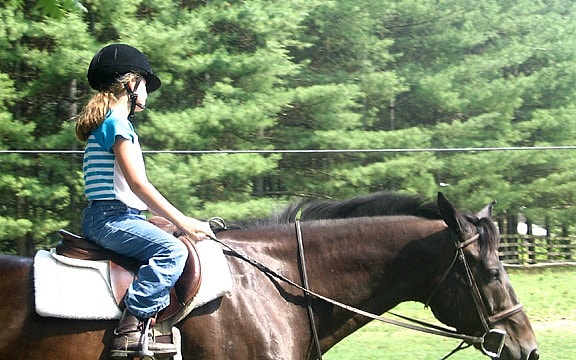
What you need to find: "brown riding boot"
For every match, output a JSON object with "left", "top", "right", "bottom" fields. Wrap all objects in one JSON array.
[{"left": 110, "top": 309, "right": 177, "bottom": 359}]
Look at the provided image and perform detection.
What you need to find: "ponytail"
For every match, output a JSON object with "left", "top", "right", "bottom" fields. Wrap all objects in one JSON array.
[{"left": 75, "top": 73, "right": 140, "bottom": 141}]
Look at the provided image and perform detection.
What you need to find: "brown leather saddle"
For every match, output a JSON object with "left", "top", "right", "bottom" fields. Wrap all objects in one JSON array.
[{"left": 55, "top": 216, "right": 202, "bottom": 322}]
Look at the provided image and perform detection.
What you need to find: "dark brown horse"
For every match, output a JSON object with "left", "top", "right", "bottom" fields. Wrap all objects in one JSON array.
[{"left": 0, "top": 192, "right": 539, "bottom": 359}]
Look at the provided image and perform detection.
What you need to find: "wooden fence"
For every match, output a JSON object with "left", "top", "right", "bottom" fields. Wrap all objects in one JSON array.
[{"left": 499, "top": 234, "right": 576, "bottom": 265}]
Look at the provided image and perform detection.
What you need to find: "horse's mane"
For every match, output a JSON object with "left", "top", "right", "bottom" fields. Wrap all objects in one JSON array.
[
  {"left": 231, "top": 192, "right": 501, "bottom": 257},
  {"left": 236, "top": 192, "right": 442, "bottom": 229}
]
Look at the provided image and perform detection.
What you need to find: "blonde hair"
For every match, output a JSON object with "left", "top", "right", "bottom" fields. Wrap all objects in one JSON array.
[{"left": 75, "top": 73, "right": 141, "bottom": 141}]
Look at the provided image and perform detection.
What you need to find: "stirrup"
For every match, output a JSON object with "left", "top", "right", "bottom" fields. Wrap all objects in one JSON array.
[
  {"left": 109, "top": 350, "right": 155, "bottom": 360},
  {"left": 110, "top": 317, "right": 175, "bottom": 360},
  {"left": 139, "top": 318, "right": 155, "bottom": 359}
]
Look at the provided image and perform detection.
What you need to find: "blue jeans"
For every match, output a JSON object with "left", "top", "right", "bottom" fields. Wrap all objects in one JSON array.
[{"left": 82, "top": 200, "right": 188, "bottom": 319}]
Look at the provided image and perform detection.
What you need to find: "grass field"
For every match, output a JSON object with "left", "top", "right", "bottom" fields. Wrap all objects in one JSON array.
[{"left": 324, "top": 267, "right": 576, "bottom": 360}]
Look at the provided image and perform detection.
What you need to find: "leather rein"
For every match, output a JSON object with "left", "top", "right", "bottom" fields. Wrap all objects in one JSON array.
[{"left": 207, "top": 218, "right": 524, "bottom": 359}]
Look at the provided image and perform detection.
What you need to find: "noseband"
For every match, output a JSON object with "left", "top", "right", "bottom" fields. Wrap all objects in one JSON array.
[{"left": 427, "top": 229, "right": 525, "bottom": 358}]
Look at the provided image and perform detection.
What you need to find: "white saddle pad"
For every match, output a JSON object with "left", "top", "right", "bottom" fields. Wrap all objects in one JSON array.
[{"left": 34, "top": 239, "right": 232, "bottom": 320}]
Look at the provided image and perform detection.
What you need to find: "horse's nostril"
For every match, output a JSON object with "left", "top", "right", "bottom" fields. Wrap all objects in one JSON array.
[{"left": 528, "top": 348, "right": 540, "bottom": 360}]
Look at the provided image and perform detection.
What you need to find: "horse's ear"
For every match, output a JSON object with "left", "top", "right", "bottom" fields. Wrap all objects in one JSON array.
[
  {"left": 476, "top": 200, "right": 496, "bottom": 219},
  {"left": 437, "top": 192, "right": 473, "bottom": 240}
]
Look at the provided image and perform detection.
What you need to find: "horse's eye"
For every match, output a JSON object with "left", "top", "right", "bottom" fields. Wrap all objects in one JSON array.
[{"left": 487, "top": 268, "right": 500, "bottom": 282}]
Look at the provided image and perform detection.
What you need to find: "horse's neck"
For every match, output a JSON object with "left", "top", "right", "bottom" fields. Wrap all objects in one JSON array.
[
  {"left": 225, "top": 217, "right": 450, "bottom": 303},
  {"left": 302, "top": 218, "right": 452, "bottom": 320},
  {"left": 220, "top": 218, "right": 452, "bottom": 350},
  {"left": 300, "top": 217, "right": 453, "bottom": 347}
]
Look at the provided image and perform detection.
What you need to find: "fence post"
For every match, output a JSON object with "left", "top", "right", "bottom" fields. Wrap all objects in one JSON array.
[
  {"left": 562, "top": 224, "right": 572, "bottom": 261},
  {"left": 545, "top": 217, "right": 552, "bottom": 262},
  {"left": 506, "top": 210, "right": 520, "bottom": 264},
  {"left": 526, "top": 219, "right": 535, "bottom": 264}
]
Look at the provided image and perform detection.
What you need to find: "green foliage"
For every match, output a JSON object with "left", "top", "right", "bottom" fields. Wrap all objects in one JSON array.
[
  {"left": 201, "top": 198, "right": 285, "bottom": 222},
  {"left": 2, "top": 0, "right": 576, "bottom": 254},
  {"left": 33, "top": 0, "right": 87, "bottom": 19}
]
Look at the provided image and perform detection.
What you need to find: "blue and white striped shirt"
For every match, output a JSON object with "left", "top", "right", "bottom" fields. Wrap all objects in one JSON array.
[{"left": 82, "top": 110, "right": 147, "bottom": 210}]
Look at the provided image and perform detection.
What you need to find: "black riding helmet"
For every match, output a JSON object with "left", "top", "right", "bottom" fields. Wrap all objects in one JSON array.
[{"left": 87, "top": 43, "right": 161, "bottom": 92}]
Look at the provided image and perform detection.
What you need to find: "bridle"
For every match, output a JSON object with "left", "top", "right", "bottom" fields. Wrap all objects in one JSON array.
[
  {"left": 206, "top": 218, "right": 525, "bottom": 360},
  {"left": 424, "top": 228, "right": 525, "bottom": 358}
]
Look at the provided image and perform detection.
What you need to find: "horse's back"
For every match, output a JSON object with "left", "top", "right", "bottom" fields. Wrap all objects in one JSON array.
[
  {"left": 0, "top": 255, "right": 35, "bottom": 356},
  {"left": 0, "top": 254, "right": 34, "bottom": 323},
  {"left": 0, "top": 254, "right": 114, "bottom": 359}
]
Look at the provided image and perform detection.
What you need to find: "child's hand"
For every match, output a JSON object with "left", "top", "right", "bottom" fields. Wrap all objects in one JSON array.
[{"left": 180, "top": 217, "right": 215, "bottom": 240}]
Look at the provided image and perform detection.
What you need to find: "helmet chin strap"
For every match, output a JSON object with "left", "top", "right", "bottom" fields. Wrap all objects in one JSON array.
[{"left": 124, "top": 78, "right": 144, "bottom": 118}]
